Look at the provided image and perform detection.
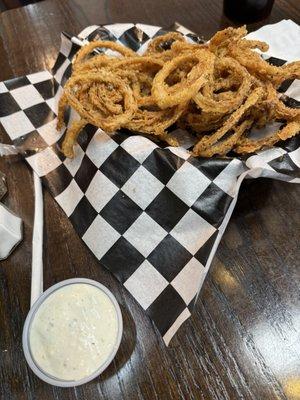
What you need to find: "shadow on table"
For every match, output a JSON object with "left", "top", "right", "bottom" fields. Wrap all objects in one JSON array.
[
  {"left": 218, "top": 10, "right": 275, "bottom": 32},
  {"left": 0, "top": 0, "right": 42, "bottom": 12},
  {"left": 98, "top": 303, "right": 137, "bottom": 381},
  {"left": 233, "top": 178, "right": 274, "bottom": 219}
]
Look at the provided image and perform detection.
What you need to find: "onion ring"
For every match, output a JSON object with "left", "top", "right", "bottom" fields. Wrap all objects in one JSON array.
[
  {"left": 58, "top": 26, "right": 300, "bottom": 158},
  {"left": 62, "top": 71, "right": 137, "bottom": 133},
  {"left": 193, "top": 87, "right": 263, "bottom": 155},
  {"left": 152, "top": 49, "right": 215, "bottom": 109},
  {"left": 235, "top": 120, "right": 300, "bottom": 153}
]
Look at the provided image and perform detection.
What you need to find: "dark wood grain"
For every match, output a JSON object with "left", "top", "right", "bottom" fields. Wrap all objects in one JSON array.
[
  {"left": 0, "top": 1, "right": 300, "bottom": 399},
  {"left": 1, "top": 0, "right": 41, "bottom": 11}
]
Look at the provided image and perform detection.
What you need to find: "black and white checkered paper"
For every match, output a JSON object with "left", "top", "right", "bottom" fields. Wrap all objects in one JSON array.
[{"left": 0, "top": 22, "right": 299, "bottom": 344}]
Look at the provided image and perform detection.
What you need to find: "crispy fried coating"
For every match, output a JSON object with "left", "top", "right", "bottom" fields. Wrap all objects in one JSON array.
[{"left": 58, "top": 29, "right": 300, "bottom": 158}]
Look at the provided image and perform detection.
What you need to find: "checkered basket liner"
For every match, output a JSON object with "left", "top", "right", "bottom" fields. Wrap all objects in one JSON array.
[{"left": 0, "top": 23, "right": 299, "bottom": 344}]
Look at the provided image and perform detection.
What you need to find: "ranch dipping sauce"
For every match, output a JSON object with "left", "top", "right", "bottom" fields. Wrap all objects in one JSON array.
[{"left": 28, "top": 283, "right": 119, "bottom": 382}]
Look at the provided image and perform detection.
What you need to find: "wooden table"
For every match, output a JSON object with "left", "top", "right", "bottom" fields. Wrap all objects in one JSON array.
[{"left": 0, "top": 1, "right": 299, "bottom": 399}]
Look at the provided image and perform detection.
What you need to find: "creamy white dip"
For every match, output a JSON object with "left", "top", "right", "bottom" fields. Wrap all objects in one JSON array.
[{"left": 29, "top": 283, "right": 119, "bottom": 381}]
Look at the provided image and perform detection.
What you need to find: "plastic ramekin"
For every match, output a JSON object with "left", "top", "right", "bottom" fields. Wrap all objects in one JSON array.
[{"left": 22, "top": 278, "right": 123, "bottom": 387}]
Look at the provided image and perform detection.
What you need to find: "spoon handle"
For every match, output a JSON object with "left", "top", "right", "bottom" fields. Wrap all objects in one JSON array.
[{"left": 30, "top": 172, "right": 43, "bottom": 307}]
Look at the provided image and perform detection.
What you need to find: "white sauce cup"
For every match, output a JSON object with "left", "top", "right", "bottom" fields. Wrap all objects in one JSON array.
[{"left": 22, "top": 278, "right": 123, "bottom": 387}]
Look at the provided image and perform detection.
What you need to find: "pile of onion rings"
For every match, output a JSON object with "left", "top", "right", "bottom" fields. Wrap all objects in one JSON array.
[{"left": 57, "top": 27, "right": 300, "bottom": 158}]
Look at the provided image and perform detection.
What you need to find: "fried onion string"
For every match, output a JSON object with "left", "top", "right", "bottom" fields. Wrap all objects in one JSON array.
[{"left": 57, "top": 29, "right": 300, "bottom": 158}]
